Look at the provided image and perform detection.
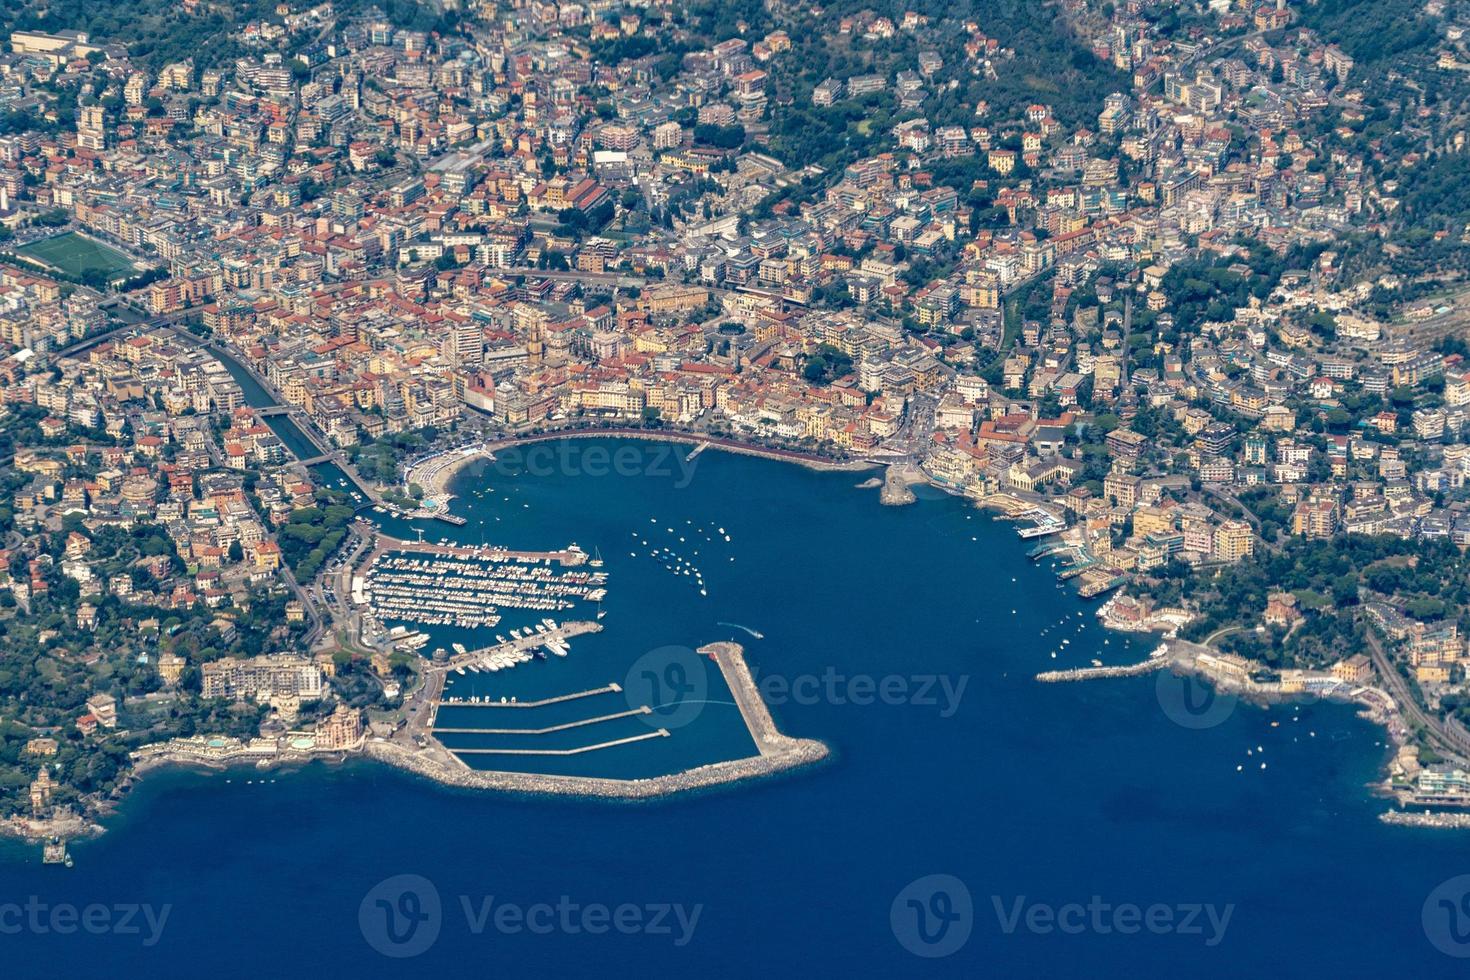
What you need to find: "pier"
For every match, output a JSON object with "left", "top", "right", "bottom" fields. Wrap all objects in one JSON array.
[
  {"left": 1077, "top": 571, "right": 1127, "bottom": 598},
  {"left": 1035, "top": 655, "right": 1169, "bottom": 683},
  {"left": 437, "top": 620, "right": 603, "bottom": 673},
  {"left": 449, "top": 731, "right": 669, "bottom": 756},
  {"left": 685, "top": 441, "right": 710, "bottom": 463},
  {"left": 433, "top": 707, "right": 651, "bottom": 735},
  {"left": 440, "top": 683, "right": 621, "bottom": 707},
  {"left": 1056, "top": 560, "right": 1096, "bottom": 581},
  {"left": 365, "top": 532, "right": 588, "bottom": 568}
]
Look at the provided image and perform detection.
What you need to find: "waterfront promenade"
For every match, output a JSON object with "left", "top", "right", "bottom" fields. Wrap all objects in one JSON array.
[{"left": 407, "top": 428, "right": 875, "bottom": 502}]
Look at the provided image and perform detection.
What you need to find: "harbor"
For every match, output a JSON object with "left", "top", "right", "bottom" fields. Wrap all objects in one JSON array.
[
  {"left": 353, "top": 530, "right": 605, "bottom": 640},
  {"left": 376, "top": 640, "right": 827, "bottom": 796}
]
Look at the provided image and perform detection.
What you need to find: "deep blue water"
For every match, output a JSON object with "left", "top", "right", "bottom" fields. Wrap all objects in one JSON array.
[{"left": 6, "top": 439, "right": 1470, "bottom": 978}]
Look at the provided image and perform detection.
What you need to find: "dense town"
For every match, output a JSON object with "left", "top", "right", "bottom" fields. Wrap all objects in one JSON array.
[{"left": 3, "top": 0, "right": 1470, "bottom": 837}]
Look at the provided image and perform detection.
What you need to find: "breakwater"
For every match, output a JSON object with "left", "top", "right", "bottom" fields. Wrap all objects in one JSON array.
[
  {"left": 1036, "top": 655, "right": 1170, "bottom": 683},
  {"left": 378, "top": 641, "right": 828, "bottom": 798}
]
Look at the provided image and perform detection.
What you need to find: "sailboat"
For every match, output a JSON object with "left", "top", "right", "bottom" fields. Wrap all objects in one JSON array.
[{"left": 589, "top": 547, "right": 604, "bottom": 568}]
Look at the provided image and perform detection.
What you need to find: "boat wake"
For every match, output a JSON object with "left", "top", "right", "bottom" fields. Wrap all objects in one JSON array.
[{"left": 717, "top": 622, "right": 765, "bottom": 640}]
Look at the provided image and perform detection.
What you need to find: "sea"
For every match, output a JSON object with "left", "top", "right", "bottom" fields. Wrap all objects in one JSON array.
[{"left": 5, "top": 437, "right": 1470, "bottom": 978}]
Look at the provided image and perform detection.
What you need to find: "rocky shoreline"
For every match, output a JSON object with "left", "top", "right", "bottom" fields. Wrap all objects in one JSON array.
[
  {"left": 0, "top": 811, "right": 103, "bottom": 846},
  {"left": 879, "top": 463, "right": 923, "bottom": 505}
]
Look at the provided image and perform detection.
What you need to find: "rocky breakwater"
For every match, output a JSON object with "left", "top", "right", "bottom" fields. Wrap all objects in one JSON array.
[
  {"left": 879, "top": 464, "right": 920, "bottom": 505},
  {"left": 365, "top": 641, "right": 828, "bottom": 799}
]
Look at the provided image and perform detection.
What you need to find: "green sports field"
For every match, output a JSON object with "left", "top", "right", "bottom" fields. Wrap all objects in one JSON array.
[{"left": 16, "top": 232, "right": 138, "bottom": 280}]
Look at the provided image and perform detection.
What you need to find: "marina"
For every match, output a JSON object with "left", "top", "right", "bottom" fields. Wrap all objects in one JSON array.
[
  {"left": 359, "top": 538, "right": 606, "bottom": 634},
  {"left": 425, "top": 620, "right": 604, "bottom": 679}
]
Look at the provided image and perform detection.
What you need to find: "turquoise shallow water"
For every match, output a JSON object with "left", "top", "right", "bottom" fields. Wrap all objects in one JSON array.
[{"left": 5, "top": 439, "right": 1470, "bottom": 978}]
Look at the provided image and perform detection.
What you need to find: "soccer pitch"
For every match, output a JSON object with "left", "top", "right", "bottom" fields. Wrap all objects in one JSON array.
[{"left": 16, "top": 232, "right": 138, "bottom": 280}]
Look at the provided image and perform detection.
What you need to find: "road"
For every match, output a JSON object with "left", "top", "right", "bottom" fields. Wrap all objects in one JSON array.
[
  {"left": 1366, "top": 629, "right": 1470, "bottom": 765},
  {"left": 1200, "top": 483, "right": 1281, "bottom": 554}
]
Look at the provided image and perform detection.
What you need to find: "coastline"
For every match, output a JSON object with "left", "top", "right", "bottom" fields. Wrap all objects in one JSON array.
[
  {"left": 97, "top": 641, "right": 829, "bottom": 822},
  {"left": 19, "top": 435, "right": 1445, "bottom": 844},
  {"left": 1040, "top": 631, "right": 1428, "bottom": 823},
  {"left": 408, "top": 428, "right": 876, "bottom": 505}
]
